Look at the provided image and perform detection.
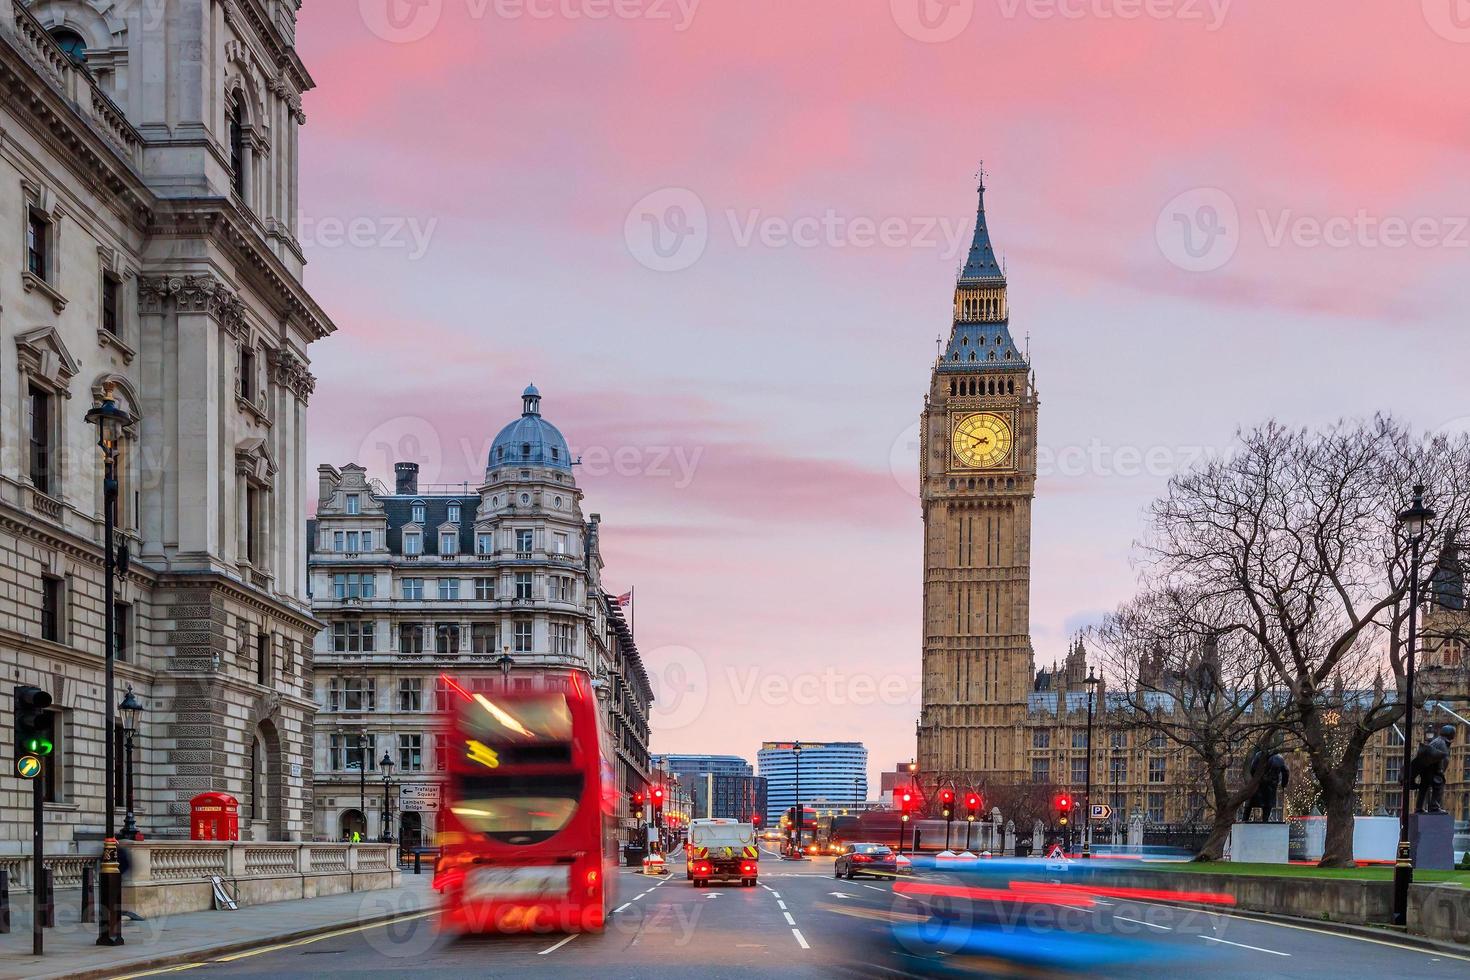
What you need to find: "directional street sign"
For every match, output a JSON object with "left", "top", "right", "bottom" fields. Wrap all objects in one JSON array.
[
  {"left": 15, "top": 753, "right": 41, "bottom": 779},
  {"left": 400, "top": 783, "right": 442, "bottom": 800},
  {"left": 1090, "top": 803, "right": 1112, "bottom": 821}
]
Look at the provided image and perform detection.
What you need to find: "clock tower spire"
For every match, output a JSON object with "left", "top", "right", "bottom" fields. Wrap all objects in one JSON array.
[{"left": 917, "top": 175, "right": 1038, "bottom": 790}]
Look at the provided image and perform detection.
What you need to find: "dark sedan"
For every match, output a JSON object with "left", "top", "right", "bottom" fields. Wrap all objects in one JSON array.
[{"left": 833, "top": 842, "right": 909, "bottom": 879}]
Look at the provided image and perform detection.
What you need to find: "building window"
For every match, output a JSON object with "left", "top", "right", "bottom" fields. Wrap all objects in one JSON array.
[
  {"left": 398, "top": 678, "right": 422, "bottom": 712},
  {"left": 553, "top": 576, "right": 572, "bottom": 602},
  {"left": 328, "top": 676, "right": 376, "bottom": 712},
  {"left": 401, "top": 578, "right": 423, "bottom": 600},
  {"left": 471, "top": 623, "right": 497, "bottom": 654},
  {"left": 436, "top": 623, "right": 460, "bottom": 654},
  {"left": 113, "top": 602, "right": 131, "bottom": 662},
  {"left": 1071, "top": 731, "right": 1087, "bottom": 749},
  {"left": 256, "top": 631, "right": 270, "bottom": 684},
  {"left": 244, "top": 485, "right": 261, "bottom": 565},
  {"left": 240, "top": 344, "right": 256, "bottom": 402},
  {"left": 433, "top": 676, "right": 452, "bottom": 712},
  {"left": 362, "top": 531, "right": 374, "bottom": 551},
  {"left": 447, "top": 503, "right": 460, "bottom": 523},
  {"left": 515, "top": 572, "right": 533, "bottom": 600},
  {"left": 513, "top": 620, "right": 533, "bottom": 653},
  {"left": 1030, "top": 757, "right": 1049, "bottom": 783},
  {"left": 438, "top": 578, "right": 460, "bottom": 601},
  {"left": 516, "top": 529, "right": 534, "bottom": 553},
  {"left": 332, "top": 621, "right": 374, "bottom": 653},
  {"left": 1385, "top": 757, "right": 1401, "bottom": 784},
  {"left": 333, "top": 573, "right": 375, "bottom": 600},
  {"left": 551, "top": 623, "right": 574, "bottom": 655},
  {"left": 440, "top": 532, "right": 457, "bottom": 555},
  {"left": 474, "top": 577, "right": 494, "bottom": 600},
  {"left": 101, "top": 273, "right": 121, "bottom": 335},
  {"left": 1070, "top": 756, "right": 1087, "bottom": 786},
  {"left": 330, "top": 733, "right": 377, "bottom": 772},
  {"left": 40, "top": 575, "right": 63, "bottom": 643},
  {"left": 1031, "top": 730, "right": 1050, "bottom": 749},
  {"left": 1109, "top": 757, "right": 1127, "bottom": 782},
  {"left": 346, "top": 531, "right": 360, "bottom": 552},
  {"left": 411, "top": 501, "right": 425, "bottom": 523},
  {"left": 1147, "top": 793, "right": 1165, "bottom": 823},
  {"left": 26, "top": 209, "right": 49, "bottom": 280},
  {"left": 1148, "top": 757, "right": 1166, "bottom": 783},
  {"left": 553, "top": 531, "right": 569, "bottom": 554},
  {"left": 1110, "top": 730, "right": 1127, "bottom": 749},
  {"left": 434, "top": 733, "right": 448, "bottom": 772},
  {"left": 404, "top": 533, "right": 422, "bottom": 556},
  {"left": 29, "top": 384, "right": 53, "bottom": 494},
  {"left": 399, "top": 734, "right": 423, "bottom": 772},
  {"left": 399, "top": 623, "right": 424, "bottom": 654},
  {"left": 334, "top": 530, "right": 345, "bottom": 552},
  {"left": 229, "top": 93, "right": 246, "bottom": 198},
  {"left": 477, "top": 532, "right": 494, "bottom": 555},
  {"left": 345, "top": 493, "right": 360, "bottom": 515}
]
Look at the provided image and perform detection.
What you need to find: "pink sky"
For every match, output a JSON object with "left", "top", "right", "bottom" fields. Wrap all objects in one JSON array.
[{"left": 295, "top": 0, "right": 1470, "bottom": 788}]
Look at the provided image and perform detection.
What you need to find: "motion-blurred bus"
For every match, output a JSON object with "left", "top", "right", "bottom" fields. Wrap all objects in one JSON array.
[{"left": 433, "top": 671, "right": 618, "bottom": 934}]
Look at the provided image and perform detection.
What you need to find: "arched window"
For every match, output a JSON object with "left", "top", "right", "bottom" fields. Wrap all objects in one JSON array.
[
  {"left": 228, "top": 92, "right": 246, "bottom": 199},
  {"left": 49, "top": 28, "right": 88, "bottom": 64}
]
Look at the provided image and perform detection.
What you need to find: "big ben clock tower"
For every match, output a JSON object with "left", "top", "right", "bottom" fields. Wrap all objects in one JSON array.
[{"left": 917, "top": 173, "right": 1037, "bottom": 788}]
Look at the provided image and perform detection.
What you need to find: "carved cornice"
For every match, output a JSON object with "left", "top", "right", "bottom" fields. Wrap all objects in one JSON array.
[
  {"left": 266, "top": 346, "right": 316, "bottom": 403},
  {"left": 137, "top": 274, "right": 247, "bottom": 336}
]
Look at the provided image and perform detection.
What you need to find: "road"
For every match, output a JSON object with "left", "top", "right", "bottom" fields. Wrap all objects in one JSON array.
[{"left": 116, "top": 847, "right": 1470, "bottom": 979}]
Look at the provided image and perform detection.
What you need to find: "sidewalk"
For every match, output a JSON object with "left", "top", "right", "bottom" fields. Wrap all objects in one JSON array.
[{"left": 0, "top": 873, "right": 436, "bottom": 980}]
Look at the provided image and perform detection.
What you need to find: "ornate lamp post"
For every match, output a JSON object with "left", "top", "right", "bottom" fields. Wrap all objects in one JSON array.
[
  {"left": 497, "top": 645, "right": 514, "bottom": 692},
  {"left": 1393, "top": 485, "right": 1435, "bottom": 927},
  {"left": 380, "top": 751, "right": 396, "bottom": 843},
  {"left": 85, "top": 384, "right": 137, "bottom": 947},
  {"left": 118, "top": 686, "right": 144, "bottom": 840},
  {"left": 1083, "top": 667, "right": 1099, "bottom": 859},
  {"left": 792, "top": 741, "right": 803, "bottom": 858}
]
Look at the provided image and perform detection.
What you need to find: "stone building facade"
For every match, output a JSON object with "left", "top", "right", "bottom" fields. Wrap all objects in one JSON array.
[
  {"left": 0, "top": 0, "right": 333, "bottom": 849},
  {"left": 308, "top": 387, "right": 654, "bottom": 845}
]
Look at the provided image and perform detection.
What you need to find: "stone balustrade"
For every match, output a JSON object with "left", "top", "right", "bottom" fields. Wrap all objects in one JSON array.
[
  {"left": 0, "top": 854, "right": 98, "bottom": 892},
  {"left": 121, "top": 841, "right": 401, "bottom": 917}
]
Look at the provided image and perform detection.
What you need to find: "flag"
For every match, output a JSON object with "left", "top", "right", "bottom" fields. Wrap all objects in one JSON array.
[{"left": 614, "top": 591, "right": 632, "bottom": 607}]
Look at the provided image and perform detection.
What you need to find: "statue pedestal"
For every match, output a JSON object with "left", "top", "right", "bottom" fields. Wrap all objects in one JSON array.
[
  {"left": 1409, "top": 812, "right": 1455, "bottom": 870},
  {"left": 1229, "top": 822, "right": 1289, "bottom": 863},
  {"left": 1352, "top": 816, "right": 1399, "bottom": 862}
]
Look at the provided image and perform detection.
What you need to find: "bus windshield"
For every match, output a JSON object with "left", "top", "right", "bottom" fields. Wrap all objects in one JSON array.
[{"left": 450, "top": 772, "right": 584, "bottom": 845}]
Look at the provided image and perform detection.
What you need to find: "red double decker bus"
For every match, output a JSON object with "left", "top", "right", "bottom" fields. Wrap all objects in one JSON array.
[{"left": 433, "top": 671, "right": 619, "bottom": 934}]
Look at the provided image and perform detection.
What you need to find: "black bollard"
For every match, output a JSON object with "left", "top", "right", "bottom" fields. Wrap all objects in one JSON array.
[
  {"left": 413, "top": 850, "right": 422, "bottom": 875},
  {"left": 82, "top": 865, "right": 95, "bottom": 923},
  {"left": 0, "top": 869, "right": 10, "bottom": 934},
  {"left": 41, "top": 869, "right": 55, "bottom": 929}
]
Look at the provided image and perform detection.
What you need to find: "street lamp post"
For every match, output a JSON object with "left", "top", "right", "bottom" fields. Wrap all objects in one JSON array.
[
  {"left": 85, "top": 384, "right": 137, "bottom": 947},
  {"left": 792, "top": 742, "right": 803, "bottom": 857},
  {"left": 380, "top": 751, "right": 396, "bottom": 843},
  {"left": 119, "top": 686, "right": 144, "bottom": 840},
  {"left": 1083, "top": 668, "right": 1099, "bottom": 859},
  {"left": 1393, "top": 484, "right": 1435, "bottom": 927},
  {"left": 357, "top": 733, "right": 369, "bottom": 840},
  {"left": 497, "top": 646, "right": 514, "bottom": 692}
]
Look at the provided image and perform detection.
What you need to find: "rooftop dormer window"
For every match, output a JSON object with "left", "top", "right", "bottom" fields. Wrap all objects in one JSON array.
[
  {"left": 49, "top": 28, "right": 87, "bottom": 64},
  {"left": 447, "top": 503, "right": 460, "bottom": 523},
  {"left": 521, "top": 442, "right": 531, "bottom": 457},
  {"left": 411, "top": 500, "right": 425, "bottom": 524},
  {"left": 345, "top": 493, "right": 360, "bottom": 515}
]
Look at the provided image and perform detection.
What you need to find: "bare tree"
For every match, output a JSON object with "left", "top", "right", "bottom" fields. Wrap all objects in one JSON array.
[
  {"left": 1092, "top": 589, "right": 1288, "bottom": 860},
  {"left": 1139, "top": 417, "right": 1470, "bottom": 866}
]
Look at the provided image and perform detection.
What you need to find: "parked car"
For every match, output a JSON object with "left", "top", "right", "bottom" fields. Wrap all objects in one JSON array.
[{"left": 833, "top": 842, "right": 907, "bottom": 879}]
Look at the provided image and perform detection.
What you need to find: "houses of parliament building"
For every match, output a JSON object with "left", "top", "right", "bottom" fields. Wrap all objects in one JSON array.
[{"left": 916, "top": 178, "right": 1469, "bottom": 828}]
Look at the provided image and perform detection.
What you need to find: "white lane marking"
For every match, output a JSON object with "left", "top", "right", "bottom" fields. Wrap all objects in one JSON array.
[
  {"left": 783, "top": 911, "right": 796, "bottom": 926},
  {"left": 770, "top": 891, "right": 781, "bottom": 898},
  {"left": 1094, "top": 899, "right": 1115, "bottom": 906},
  {"left": 632, "top": 893, "right": 645, "bottom": 901},
  {"left": 539, "top": 935, "right": 578, "bottom": 955},
  {"left": 1115, "top": 915, "right": 1171, "bottom": 931},
  {"left": 792, "top": 928, "right": 810, "bottom": 949},
  {"left": 862, "top": 884, "right": 887, "bottom": 892},
  {"left": 613, "top": 903, "right": 632, "bottom": 913},
  {"left": 761, "top": 884, "right": 774, "bottom": 892},
  {"left": 1199, "top": 935, "right": 1290, "bottom": 957},
  {"left": 777, "top": 899, "right": 787, "bottom": 910}
]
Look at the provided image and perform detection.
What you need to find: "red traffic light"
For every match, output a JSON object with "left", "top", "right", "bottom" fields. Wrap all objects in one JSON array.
[
  {"left": 653, "top": 787, "right": 665, "bottom": 802},
  {"left": 632, "top": 791, "right": 644, "bottom": 805},
  {"left": 939, "top": 788, "right": 955, "bottom": 804},
  {"left": 965, "top": 793, "right": 981, "bottom": 810},
  {"left": 1055, "top": 794, "right": 1071, "bottom": 810}
]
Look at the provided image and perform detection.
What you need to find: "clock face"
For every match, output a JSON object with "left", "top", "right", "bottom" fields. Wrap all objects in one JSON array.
[{"left": 952, "top": 413, "right": 1013, "bottom": 469}]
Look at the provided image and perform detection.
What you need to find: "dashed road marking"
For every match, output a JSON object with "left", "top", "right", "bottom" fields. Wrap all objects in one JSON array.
[
  {"left": 1199, "top": 935, "right": 1289, "bottom": 956},
  {"left": 783, "top": 911, "right": 796, "bottom": 926},
  {"left": 539, "top": 934, "right": 579, "bottom": 955},
  {"left": 792, "top": 928, "right": 810, "bottom": 949},
  {"left": 777, "top": 899, "right": 787, "bottom": 910},
  {"left": 1115, "top": 915, "right": 1171, "bottom": 931}
]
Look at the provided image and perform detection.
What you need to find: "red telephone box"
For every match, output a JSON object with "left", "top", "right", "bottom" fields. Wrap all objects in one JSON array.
[{"left": 190, "top": 792, "right": 240, "bottom": 841}]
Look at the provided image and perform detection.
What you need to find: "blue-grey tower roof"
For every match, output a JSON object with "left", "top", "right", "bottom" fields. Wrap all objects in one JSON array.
[
  {"left": 488, "top": 384, "right": 573, "bottom": 472},
  {"left": 960, "top": 175, "right": 1005, "bottom": 283}
]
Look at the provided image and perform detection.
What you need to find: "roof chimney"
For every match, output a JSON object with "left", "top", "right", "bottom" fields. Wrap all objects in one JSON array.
[{"left": 395, "top": 461, "right": 419, "bottom": 495}]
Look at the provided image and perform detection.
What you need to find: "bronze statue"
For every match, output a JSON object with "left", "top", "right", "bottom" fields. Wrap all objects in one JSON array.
[
  {"left": 1408, "top": 724, "right": 1457, "bottom": 814},
  {"left": 1243, "top": 751, "right": 1289, "bottom": 822}
]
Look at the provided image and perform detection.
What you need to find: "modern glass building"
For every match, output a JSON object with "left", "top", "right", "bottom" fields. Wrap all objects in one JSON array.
[
  {"left": 757, "top": 741, "right": 868, "bottom": 825},
  {"left": 651, "top": 754, "right": 761, "bottom": 819}
]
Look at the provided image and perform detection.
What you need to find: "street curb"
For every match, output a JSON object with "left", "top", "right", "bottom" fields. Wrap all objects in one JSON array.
[
  {"left": 1164, "top": 900, "right": 1470, "bottom": 958},
  {"left": 30, "top": 900, "right": 434, "bottom": 980}
]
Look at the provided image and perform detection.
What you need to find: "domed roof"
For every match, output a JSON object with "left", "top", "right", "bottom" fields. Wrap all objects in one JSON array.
[{"left": 488, "top": 384, "right": 572, "bottom": 472}]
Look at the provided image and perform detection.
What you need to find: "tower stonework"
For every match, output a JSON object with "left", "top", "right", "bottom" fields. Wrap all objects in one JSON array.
[{"left": 917, "top": 177, "right": 1037, "bottom": 788}]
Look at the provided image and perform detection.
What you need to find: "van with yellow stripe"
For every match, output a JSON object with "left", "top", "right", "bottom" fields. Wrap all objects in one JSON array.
[{"left": 685, "top": 818, "right": 759, "bottom": 887}]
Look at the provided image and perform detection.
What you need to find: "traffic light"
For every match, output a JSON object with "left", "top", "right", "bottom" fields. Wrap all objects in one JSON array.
[
  {"left": 938, "top": 787, "right": 955, "bottom": 820},
  {"left": 632, "top": 791, "right": 645, "bottom": 821},
  {"left": 14, "top": 685, "right": 54, "bottom": 774},
  {"left": 652, "top": 786, "right": 665, "bottom": 823},
  {"left": 1055, "top": 793, "right": 1071, "bottom": 827},
  {"left": 965, "top": 792, "right": 981, "bottom": 821}
]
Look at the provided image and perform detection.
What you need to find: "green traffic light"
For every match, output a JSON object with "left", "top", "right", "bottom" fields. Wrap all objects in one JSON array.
[{"left": 26, "top": 737, "right": 53, "bottom": 756}]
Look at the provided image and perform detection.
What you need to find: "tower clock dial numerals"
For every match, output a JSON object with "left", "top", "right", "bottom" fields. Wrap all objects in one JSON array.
[{"left": 952, "top": 412, "right": 1013, "bottom": 469}]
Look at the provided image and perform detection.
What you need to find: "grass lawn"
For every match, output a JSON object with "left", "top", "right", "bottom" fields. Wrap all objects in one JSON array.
[{"left": 1151, "top": 861, "right": 1470, "bottom": 883}]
